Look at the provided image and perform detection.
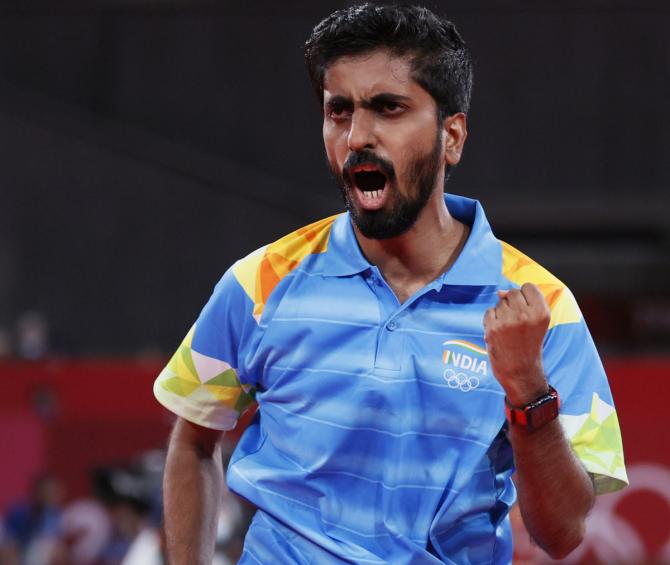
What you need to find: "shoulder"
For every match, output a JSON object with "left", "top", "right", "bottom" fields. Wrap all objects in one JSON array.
[
  {"left": 499, "top": 240, "right": 582, "bottom": 330},
  {"left": 230, "top": 213, "right": 341, "bottom": 322}
]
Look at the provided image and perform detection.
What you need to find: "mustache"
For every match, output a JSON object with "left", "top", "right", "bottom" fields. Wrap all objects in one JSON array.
[{"left": 342, "top": 150, "right": 396, "bottom": 185}]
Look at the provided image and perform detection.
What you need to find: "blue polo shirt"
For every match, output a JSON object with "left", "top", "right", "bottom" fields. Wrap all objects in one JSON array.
[{"left": 154, "top": 194, "right": 627, "bottom": 564}]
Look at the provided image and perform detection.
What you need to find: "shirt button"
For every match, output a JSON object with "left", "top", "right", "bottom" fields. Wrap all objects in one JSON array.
[{"left": 387, "top": 320, "right": 397, "bottom": 331}]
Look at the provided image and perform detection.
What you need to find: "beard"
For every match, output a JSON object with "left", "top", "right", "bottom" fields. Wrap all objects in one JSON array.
[{"left": 329, "top": 130, "right": 443, "bottom": 240}]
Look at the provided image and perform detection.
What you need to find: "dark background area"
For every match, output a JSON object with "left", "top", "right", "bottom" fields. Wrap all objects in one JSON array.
[{"left": 1, "top": 0, "right": 669, "bottom": 355}]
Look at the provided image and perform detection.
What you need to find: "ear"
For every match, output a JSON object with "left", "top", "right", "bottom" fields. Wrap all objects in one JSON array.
[{"left": 442, "top": 113, "right": 468, "bottom": 166}]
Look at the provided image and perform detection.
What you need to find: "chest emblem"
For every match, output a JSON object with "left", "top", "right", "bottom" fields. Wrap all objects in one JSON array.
[{"left": 442, "top": 339, "right": 488, "bottom": 392}]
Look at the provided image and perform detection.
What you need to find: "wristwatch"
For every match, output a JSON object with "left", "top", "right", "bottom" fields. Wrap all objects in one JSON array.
[{"left": 505, "top": 386, "right": 560, "bottom": 431}]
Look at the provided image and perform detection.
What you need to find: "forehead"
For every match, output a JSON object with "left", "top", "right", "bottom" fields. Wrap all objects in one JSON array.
[{"left": 323, "top": 50, "right": 425, "bottom": 101}]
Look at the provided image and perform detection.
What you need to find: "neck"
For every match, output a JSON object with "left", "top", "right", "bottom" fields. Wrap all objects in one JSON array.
[{"left": 354, "top": 191, "right": 469, "bottom": 301}]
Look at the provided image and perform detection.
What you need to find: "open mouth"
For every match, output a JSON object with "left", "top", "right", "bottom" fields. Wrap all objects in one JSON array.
[
  {"left": 349, "top": 165, "right": 388, "bottom": 203},
  {"left": 354, "top": 170, "right": 386, "bottom": 198}
]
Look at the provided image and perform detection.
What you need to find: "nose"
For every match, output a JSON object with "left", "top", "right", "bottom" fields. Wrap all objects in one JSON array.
[{"left": 347, "top": 110, "right": 376, "bottom": 152}]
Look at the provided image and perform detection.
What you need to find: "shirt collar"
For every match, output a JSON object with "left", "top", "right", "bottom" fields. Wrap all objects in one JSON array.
[
  {"left": 322, "top": 193, "right": 502, "bottom": 286},
  {"left": 322, "top": 213, "right": 371, "bottom": 277},
  {"left": 439, "top": 193, "right": 501, "bottom": 286}
]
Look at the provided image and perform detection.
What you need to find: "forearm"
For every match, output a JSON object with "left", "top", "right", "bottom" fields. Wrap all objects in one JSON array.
[
  {"left": 163, "top": 419, "right": 224, "bottom": 565},
  {"left": 484, "top": 285, "right": 596, "bottom": 558},
  {"left": 510, "top": 420, "right": 594, "bottom": 559}
]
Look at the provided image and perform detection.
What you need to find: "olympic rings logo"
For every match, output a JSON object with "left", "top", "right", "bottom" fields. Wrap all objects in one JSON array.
[{"left": 443, "top": 368, "right": 480, "bottom": 392}]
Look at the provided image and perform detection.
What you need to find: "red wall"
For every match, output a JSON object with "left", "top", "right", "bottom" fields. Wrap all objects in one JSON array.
[{"left": 0, "top": 359, "right": 173, "bottom": 508}]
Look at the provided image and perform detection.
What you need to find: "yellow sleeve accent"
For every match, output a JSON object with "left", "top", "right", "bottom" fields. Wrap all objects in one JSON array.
[
  {"left": 231, "top": 246, "right": 266, "bottom": 319},
  {"left": 153, "top": 324, "right": 256, "bottom": 431},
  {"left": 560, "top": 393, "right": 629, "bottom": 494},
  {"left": 501, "top": 241, "right": 582, "bottom": 329},
  {"left": 232, "top": 214, "right": 339, "bottom": 322}
]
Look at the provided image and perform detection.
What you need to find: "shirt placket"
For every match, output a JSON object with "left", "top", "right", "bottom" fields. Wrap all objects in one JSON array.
[{"left": 366, "top": 267, "right": 442, "bottom": 373}]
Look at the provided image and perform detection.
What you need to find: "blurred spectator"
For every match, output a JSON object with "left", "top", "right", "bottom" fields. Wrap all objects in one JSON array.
[
  {"left": 93, "top": 465, "right": 162, "bottom": 565},
  {"left": 3, "top": 473, "right": 65, "bottom": 562},
  {"left": 15, "top": 311, "right": 50, "bottom": 360},
  {"left": 59, "top": 499, "right": 112, "bottom": 564},
  {"left": 0, "top": 516, "right": 20, "bottom": 565},
  {"left": 0, "top": 449, "right": 257, "bottom": 564},
  {"left": 119, "top": 526, "right": 161, "bottom": 565}
]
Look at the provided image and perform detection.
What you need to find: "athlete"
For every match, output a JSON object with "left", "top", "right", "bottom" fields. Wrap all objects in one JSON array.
[{"left": 154, "top": 4, "right": 627, "bottom": 564}]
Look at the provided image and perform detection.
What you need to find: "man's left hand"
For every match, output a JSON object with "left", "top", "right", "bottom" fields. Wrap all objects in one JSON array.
[{"left": 483, "top": 283, "right": 551, "bottom": 406}]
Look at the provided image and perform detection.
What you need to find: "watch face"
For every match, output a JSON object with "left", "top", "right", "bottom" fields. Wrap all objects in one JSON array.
[
  {"left": 505, "top": 387, "right": 560, "bottom": 431},
  {"left": 527, "top": 397, "right": 560, "bottom": 431}
]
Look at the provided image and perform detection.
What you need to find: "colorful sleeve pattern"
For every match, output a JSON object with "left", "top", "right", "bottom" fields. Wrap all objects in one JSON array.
[
  {"left": 154, "top": 323, "right": 256, "bottom": 430},
  {"left": 232, "top": 214, "right": 337, "bottom": 323},
  {"left": 153, "top": 215, "right": 338, "bottom": 430},
  {"left": 502, "top": 242, "right": 628, "bottom": 494}
]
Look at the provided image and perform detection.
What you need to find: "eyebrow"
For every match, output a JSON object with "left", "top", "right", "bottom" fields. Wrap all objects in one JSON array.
[{"left": 325, "top": 92, "right": 412, "bottom": 110}]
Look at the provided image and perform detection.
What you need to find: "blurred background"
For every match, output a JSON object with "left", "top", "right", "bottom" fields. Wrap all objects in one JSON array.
[{"left": 1, "top": 1, "right": 668, "bottom": 563}]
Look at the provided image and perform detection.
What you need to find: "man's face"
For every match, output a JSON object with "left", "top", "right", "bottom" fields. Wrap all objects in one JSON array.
[{"left": 322, "top": 50, "right": 444, "bottom": 239}]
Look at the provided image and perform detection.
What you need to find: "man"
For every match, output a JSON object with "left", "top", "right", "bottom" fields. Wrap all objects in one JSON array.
[{"left": 154, "top": 4, "right": 628, "bottom": 564}]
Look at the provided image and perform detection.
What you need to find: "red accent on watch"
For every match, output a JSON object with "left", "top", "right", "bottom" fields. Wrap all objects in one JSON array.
[{"left": 505, "top": 386, "right": 560, "bottom": 431}]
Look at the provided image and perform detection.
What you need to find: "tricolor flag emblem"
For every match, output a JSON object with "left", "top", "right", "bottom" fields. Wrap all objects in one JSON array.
[{"left": 442, "top": 339, "right": 488, "bottom": 376}]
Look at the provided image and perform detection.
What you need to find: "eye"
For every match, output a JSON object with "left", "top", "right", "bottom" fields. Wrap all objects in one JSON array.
[
  {"left": 380, "top": 101, "right": 405, "bottom": 115},
  {"left": 327, "top": 104, "right": 352, "bottom": 123},
  {"left": 370, "top": 99, "right": 406, "bottom": 117}
]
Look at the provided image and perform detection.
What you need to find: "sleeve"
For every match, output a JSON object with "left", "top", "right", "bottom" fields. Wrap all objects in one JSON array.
[
  {"left": 543, "top": 289, "right": 628, "bottom": 495},
  {"left": 153, "top": 266, "right": 258, "bottom": 431}
]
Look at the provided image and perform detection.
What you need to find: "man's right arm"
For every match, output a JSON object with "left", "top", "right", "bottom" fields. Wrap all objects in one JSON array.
[{"left": 163, "top": 417, "right": 225, "bottom": 565}]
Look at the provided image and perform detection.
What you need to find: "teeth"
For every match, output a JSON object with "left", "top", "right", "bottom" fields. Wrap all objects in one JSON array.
[{"left": 363, "top": 190, "right": 381, "bottom": 199}]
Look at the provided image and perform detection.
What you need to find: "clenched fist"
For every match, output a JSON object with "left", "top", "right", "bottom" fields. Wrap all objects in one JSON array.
[{"left": 483, "top": 283, "right": 551, "bottom": 406}]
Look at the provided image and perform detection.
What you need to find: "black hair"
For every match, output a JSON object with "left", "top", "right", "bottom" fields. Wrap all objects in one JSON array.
[{"left": 304, "top": 3, "right": 473, "bottom": 121}]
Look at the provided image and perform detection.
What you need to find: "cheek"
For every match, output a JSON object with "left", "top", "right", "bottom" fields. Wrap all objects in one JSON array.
[
  {"left": 322, "top": 140, "right": 342, "bottom": 176},
  {"left": 326, "top": 154, "right": 340, "bottom": 177},
  {"left": 396, "top": 128, "right": 438, "bottom": 175},
  {"left": 323, "top": 132, "right": 347, "bottom": 169}
]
